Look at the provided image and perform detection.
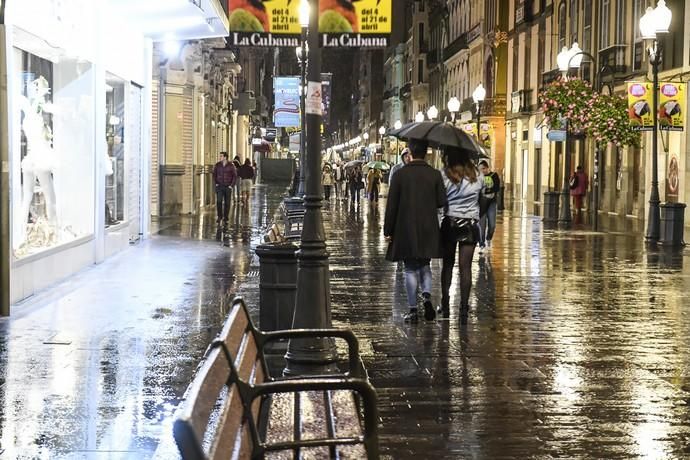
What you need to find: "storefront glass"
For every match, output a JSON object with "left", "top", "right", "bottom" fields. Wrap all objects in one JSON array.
[
  {"left": 11, "top": 28, "right": 95, "bottom": 258},
  {"left": 105, "top": 74, "right": 125, "bottom": 226}
]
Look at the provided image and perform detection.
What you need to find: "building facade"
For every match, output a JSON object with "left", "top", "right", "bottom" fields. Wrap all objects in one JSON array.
[
  {"left": 503, "top": 0, "right": 690, "bottom": 225},
  {"left": 0, "top": 0, "right": 230, "bottom": 312}
]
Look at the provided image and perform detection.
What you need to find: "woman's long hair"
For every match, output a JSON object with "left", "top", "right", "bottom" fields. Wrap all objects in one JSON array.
[{"left": 443, "top": 147, "right": 477, "bottom": 184}]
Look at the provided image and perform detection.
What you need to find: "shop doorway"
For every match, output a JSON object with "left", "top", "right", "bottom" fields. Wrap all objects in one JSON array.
[
  {"left": 522, "top": 149, "right": 529, "bottom": 200},
  {"left": 534, "top": 148, "right": 542, "bottom": 202},
  {"left": 128, "top": 83, "right": 143, "bottom": 242}
]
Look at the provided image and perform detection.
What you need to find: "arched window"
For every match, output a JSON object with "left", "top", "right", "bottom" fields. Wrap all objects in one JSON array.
[
  {"left": 485, "top": 55, "right": 494, "bottom": 98},
  {"left": 600, "top": 0, "right": 610, "bottom": 49},
  {"left": 569, "top": 0, "right": 578, "bottom": 44},
  {"left": 558, "top": 1, "right": 567, "bottom": 51}
]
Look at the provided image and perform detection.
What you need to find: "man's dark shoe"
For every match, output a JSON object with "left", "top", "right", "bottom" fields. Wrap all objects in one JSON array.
[
  {"left": 403, "top": 310, "right": 419, "bottom": 323},
  {"left": 423, "top": 299, "right": 436, "bottom": 321}
]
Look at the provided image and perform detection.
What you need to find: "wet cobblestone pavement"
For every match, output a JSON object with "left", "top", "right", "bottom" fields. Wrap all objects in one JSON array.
[{"left": 3, "top": 183, "right": 690, "bottom": 458}]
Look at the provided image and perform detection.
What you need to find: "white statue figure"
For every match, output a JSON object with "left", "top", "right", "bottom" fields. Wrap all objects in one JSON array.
[{"left": 16, "top": 76, "right": 58, "bottom": 248}]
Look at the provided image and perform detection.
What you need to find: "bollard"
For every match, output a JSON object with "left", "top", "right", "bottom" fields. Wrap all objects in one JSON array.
[
  {"left": 256, "top": 242, "right": 299, "bottom": 347},
  {"left": 659, "top": 202, "right": 686, "bottom": 246},
  {"left": 543, "top": 192, "right": 560, "bottom": 224}
]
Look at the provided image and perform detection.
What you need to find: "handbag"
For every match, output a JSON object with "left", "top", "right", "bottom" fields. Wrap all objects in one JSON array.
[{"left": 442, "top": 216, "right": 478, "bottom": 244}]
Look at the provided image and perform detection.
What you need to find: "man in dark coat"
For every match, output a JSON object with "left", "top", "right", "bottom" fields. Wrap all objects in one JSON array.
[{"left": 384, "top": 139, "right": 447, "bottom": 322}]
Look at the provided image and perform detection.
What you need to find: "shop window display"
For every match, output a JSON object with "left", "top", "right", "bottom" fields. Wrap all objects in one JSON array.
[
  {"left": 105, "top": 75, "right": 125, "bottom": 227},
  {"left": 11, "top": 35, "right": 95, "bottom": 258}
]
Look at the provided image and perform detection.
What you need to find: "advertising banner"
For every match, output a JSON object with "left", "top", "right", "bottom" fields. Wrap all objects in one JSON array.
[
  {"left": 228, "top": 0, "right": 391, "bottom": 48},
  {"left": 627, "top": 82, "right": 654, "bottom": 131},
  {"left": 461, "top": 122, "right": 492, "bottom": 148},
  {"left": 273, "top": 77, "right": 300, "bottom": 128},
  {"left": 320, "top": 0, "right": 391, "bottom": 47},
  {"left": 659, "top": 82, "right": 685, "bottom": 132}
]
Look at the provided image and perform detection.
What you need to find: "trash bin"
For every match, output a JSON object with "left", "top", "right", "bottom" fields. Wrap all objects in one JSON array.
[
  {"left": 659, "top": 202, "right": 686, "bottom": 246},
  {"left": 543, "top": 192, "right": 560, "bottom": 224},
  {"left": 256, "top": 243, "right": 299, "bottom": 334}
]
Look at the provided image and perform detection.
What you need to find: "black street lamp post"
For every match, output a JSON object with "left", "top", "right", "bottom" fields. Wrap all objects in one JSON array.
[
  {"left": 296, "top": 26, "right": 308, "bottom": 197},
  {"left": 645, "top": 43, "right": 662, "bottom": 243},
  {"left": 639, "top": 1, "right": 672, "bottom": 243},
  {"left": 284, "top": 0, "right": 337, "bottom": 376}
]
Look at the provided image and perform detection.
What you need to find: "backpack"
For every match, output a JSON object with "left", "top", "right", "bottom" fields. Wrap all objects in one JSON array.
[{"left": 569, "top": 174, "right": 578, "bottom": 190}]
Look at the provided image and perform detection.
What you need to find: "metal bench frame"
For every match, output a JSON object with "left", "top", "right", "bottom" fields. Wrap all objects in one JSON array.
[{"left": 174, "top": 297, "right": 379, "bottom": 460}]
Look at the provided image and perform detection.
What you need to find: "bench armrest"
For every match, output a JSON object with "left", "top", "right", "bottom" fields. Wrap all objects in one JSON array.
[
  {"left": 250, "top": 378, "right": 379, "bottom": 459},
  {"left": 257, "top": 328, "right": 366, "bottom": 379}
]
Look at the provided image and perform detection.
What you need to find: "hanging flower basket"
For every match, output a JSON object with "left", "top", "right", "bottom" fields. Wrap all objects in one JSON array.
[
  {"left": 539, "top": 77, "right": 594, "bottom": 133},
  {"left": 587, "top": 93, "right": 641, "bottom": 148}
]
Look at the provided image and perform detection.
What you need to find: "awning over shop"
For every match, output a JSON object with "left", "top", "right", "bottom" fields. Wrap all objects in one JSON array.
[{"left": 106, "top": 0, "right": 229, "bottom": 41}]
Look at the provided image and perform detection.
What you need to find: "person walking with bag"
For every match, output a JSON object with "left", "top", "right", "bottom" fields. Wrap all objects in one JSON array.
[
  {"left": 384, "top": 139, "right": 447, "bottom": 323},
  {"left": 478, "top": 160, "right": 500, "bottom": 251},
  {"left": 570, "top": 165, "right": 589, "bottom": 216},
  {"left": 439, "top": 147, "right": 483, "bottom": 324}
]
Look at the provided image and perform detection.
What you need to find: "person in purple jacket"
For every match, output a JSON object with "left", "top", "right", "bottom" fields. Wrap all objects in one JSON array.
[{"left": 212, "top": 151, "right": 237, "bottom": 225}]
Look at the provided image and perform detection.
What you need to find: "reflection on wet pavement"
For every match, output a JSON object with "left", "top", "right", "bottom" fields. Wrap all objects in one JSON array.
[
  {"left": 0, "top": 186, "right": 283, "bottom": 459},
  {"left": 316, "top": 198, "right": 690, "bottom": 459},
  {"left": 4, "top": 183, "right": 690, "bottom": 459}
]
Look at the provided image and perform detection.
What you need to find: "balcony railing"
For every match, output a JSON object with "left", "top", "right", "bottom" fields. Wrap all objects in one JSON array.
[
  {"left": 383, "top": 87, "right": 399, "bottom": 100},
  {"left": 510, "top": 89, "right": 533, "bottom": 114},
  {"left": 598, "top": 44, "right": 628, "bottom": 76},
  {"left": 466, "top": 23, "right": 482, "bottom": 43},
  {"left": 443, "top": 32, "right": 468, "bottom": 61}
]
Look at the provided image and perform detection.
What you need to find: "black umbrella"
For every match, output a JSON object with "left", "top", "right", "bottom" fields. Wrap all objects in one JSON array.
[
  {"left": 388, "top": 121, "right": 488, "bottom": 159},
  {"left": 344, "top": 159, "right": 364, "bottom": 169}
]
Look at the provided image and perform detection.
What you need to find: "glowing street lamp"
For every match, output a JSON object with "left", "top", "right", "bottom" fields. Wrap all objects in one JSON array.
[
  {"left": 447, "top": 96, "right": 460, "bottom": 124},
  {"left": 415, "top": 111, "right": 425, "bottom": 123},
  {"left": 427, "top": 105, "right": 438, "bottom": 121}
]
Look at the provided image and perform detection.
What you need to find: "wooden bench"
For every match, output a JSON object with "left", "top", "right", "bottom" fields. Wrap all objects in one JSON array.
[{"left": 173, "top": 297, "right": 379, "bottom": 459}]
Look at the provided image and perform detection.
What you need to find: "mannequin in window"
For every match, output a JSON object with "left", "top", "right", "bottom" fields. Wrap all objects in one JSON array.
[{"left": 16, "top": 76, "right": 58, "bottom": 248}]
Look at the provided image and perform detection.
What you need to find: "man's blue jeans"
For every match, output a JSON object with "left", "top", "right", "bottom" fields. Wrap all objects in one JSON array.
[
  {"left": 479, "top": 200, "right": 497, "bottom": 246},
  {"left": 403, "top": 259, "right": 432, "bottom": 308}
]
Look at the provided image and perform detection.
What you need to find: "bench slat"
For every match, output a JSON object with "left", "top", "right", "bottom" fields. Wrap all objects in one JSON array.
[
  {"left": 208, "top": 384, "right": 246, "bottom": 460},
  {"left": 220, "top": 303, "right": 250, "bottom": 361},
  {"left": 184, "top": 348, "right": 231, "bottom": 442}
]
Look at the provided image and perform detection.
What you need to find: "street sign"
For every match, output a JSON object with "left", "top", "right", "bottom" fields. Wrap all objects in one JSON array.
[
  {"left": 546, "top": 130, "right": 567, "bottom": 142},
  {"left": 273, "top": 77, "right": 300, "bottom": 128}
]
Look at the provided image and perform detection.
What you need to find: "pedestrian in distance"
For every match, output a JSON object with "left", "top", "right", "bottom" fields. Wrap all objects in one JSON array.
[
  {"left": 478, "top": 160, "right": 501, "bottom": 252},
  {"left": 439, "top": 147, "right": 483, "bottom": 324},
  {"left": 366, "top": 168, "right": 382, "bottom": 203},
  {"left": 333, "top": 161, "right": 344, "bottom": 199},
  {"left": 237, "top": 158, "right": 255, "bottom": 206},
  {"left": 348, "top": 165, "right": 364, "bottom": 207},
  {"left": 384, "top": 139, "right": 447, "bottom": 323},
  {"left": 388, "top": 147, "right": 411, "bottom": 186},
  {"left": 322, "top": 164, "right": 334, "bottom": 202},
  {"left": 570, "top": 165, "right": 589, "bottom": 216},
  {"left": 232, "top": 155, "right": 242, "bottom": 201},
  {"left": 212, "top": 151, "right": 237, "bottom": 226}
]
